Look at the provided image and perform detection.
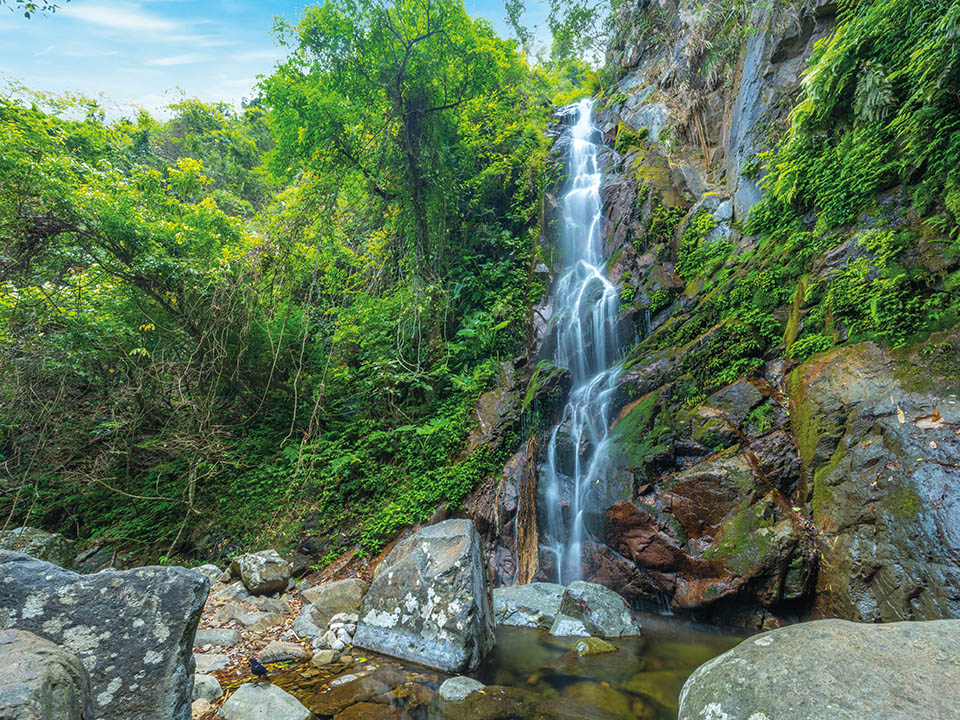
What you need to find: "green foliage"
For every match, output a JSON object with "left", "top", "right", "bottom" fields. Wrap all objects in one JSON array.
[
  {"left": 676, "top": 208, "right": 729, "bottom": 282},
  {"left": 0, "top": 0, "right": 558, "bottom": 560},
  {"left": 646, "top": 202, "right": 686, "bottom": 247},
  {"left": 788, "top": 333, "right": 834, "bottom": 362}
]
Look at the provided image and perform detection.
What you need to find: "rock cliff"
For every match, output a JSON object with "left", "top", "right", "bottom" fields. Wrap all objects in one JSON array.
[{"left": 464, "top": 0, "right": 960, "bottom": 628}]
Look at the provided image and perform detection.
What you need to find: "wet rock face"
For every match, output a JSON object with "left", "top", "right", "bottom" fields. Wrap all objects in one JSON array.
[
  {"left": 0, "top": 527, "right": 75, "bottom": 569},
  {"left": 679, "top": 619, "right": 960, "bottom": 720},
  {"left": 0, "top": 628, "right": 92, "bottom": 720},
  {"left": 0, "top": 551, "right": 208, "bottom": 720},
  {"left": 353, "top": 519, "right": 495, "bottom": 673},
  {"left": 791, "top": 329, "right": 960, "bottom": 621}
]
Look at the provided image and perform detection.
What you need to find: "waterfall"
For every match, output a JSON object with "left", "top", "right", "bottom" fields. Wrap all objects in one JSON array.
[{"left": 541, "top": 99, "right": 622, "bottom": 584}]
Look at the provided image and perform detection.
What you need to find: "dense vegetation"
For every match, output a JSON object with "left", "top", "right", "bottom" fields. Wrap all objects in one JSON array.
[
  {"left": 3, "top": 0, "right": 958, "bottom": 568},
  {"left": 634, "top": 0, "right": 960, "bottom": 397},
  {"left": 0, "top": 0, "right": 592, "bottom": 561}
]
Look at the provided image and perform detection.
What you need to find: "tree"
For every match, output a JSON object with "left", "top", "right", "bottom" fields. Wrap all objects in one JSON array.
[
  {"left": 2, "top": 0, "right": 68, "bottom": 18},
  {"left": 263, "top": 0, "right": 524, "bottom": 278}
]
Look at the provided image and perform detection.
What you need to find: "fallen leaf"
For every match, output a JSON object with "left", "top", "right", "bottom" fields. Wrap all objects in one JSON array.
[
  {"left": 896, "top": 402, "right": 906, "bottom": 424},
  {"left": 930, "top": 440, "right": 938, "bottom": 449}
]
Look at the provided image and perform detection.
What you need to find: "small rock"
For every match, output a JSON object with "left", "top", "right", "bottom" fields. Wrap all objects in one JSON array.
[
  {"left": 292, "top": 604, "right": 326, "bottom": 640},
  {"left": 438, "top": 676, "right": 486, "bottom": 703},
  {"left": 549, "top": 614, "right": 590, "bottom": 637},
  {"left": 335, "top": 628, "right": 352, "bottom": 645},
  {"left": 193, "top": 673, "right": 223, "bottom": 702},
  {"left": 255, "top": 596, "right": 290, "bottom": 614},
  {"left": 329, "top": 612, "right": 359, "bottom": 625},
  {"left": 193, "top": 653, "right": 230, "bottom": 673},
  {"left": 218, "top": 683, "right": 311, "bottom": 720},
  {"left": 259, "top": 640, "right": 310, "bottom": 664},
  {"left": 230, "top": 550, "right": 292, "bottom": 596},
  {"left": 192, "top": 698, "right": 213, "bottom": 719},
  {"left": 572, "top": 637, "right": 618, "bottom": 656},
  {"left": 215, "top": 581, "right": 251, "bottom": 603},
  {"left": 195, "top": 628, "right": 242, "bottom": 647},
  {"left": 310, "top": 649, "right": 340, "bottom": 667},
  {"left": 215, "top": 604, "right": 241, "bottom": 623},
  {"left": 236, "top": 612, "right": 282, "bottom": 632},
  {"left": 192, "top": 564, "right": 222, "bottom": 583}
]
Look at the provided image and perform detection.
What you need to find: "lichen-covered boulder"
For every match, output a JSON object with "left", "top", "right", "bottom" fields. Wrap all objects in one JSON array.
[
  {"left": 353, "top": 519, "right": 495, "bottom": 672},
  {"left": 0, "top": 527, "right": 75, "bottom": 569},
  {"left": 230, "top": 550, "right": 291, "bottom": 596},
  {"left": 0, "top": 628, "right": 92, "bottom": 720},
  {"left": 679, "top": 619, "right": 960, "bottom": 720},
  {"left": 0, "top": 550, "right": 208, "bottom": 720}
]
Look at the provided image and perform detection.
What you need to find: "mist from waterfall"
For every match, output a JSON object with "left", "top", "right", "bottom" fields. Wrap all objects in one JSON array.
[{"left": 541, "top": 99, "right": 622, "bottom": 585}]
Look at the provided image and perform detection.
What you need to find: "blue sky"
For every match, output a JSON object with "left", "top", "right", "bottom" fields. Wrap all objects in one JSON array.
[{"left": 0, "top": 0, "right": 548, "bottom": 117}]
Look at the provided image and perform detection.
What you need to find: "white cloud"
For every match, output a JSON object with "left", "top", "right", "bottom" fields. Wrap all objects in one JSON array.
[
  {"left": 145, "top": 54, "right": 206, "bottom": 67},
  {"left": 230, "top": 49, "right": 283, "bottom": 63},
  {"left": 33, "top": 45, "right": 55, "bottom": 57},
  {"left": 59, "top": 5, "right": 181, "bottom": 33}
]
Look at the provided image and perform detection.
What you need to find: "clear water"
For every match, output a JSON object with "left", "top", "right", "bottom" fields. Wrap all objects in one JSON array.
[
  {"left": 541, "top": 99, "right": 624, "bottom": 583},
  {"left": 476, "top": 617, "right": 744, "bottom": 719},
  {"left": 271, "top": 617, "right": 744, "bottom": 719}
]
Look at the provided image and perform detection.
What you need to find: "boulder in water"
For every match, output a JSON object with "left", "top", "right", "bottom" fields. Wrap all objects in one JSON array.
[
  {"left": 679, "top": 618, "right": 960, "bottom": 720},
  {"left": 0, "top": 550, "right": 207, "bottom": 720},
  {"left": 492, "top": 582, "right": 565, "bottom": 629},
  {"left": 557, "top": 581, "right": 641, "bottom": 637},
  {"left": 0, "top": 628, "right": 92, "bottom": 720},
  {"left": 353, "top": 519, "right": 495, "bottom": 673}
]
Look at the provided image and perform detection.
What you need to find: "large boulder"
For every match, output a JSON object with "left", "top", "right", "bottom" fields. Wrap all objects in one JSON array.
[
  {"left": 789, "top": 330, "right": 960, "bottom": 621},
  {"left": 230, "top": 550, "right": 291, "bottom": 596},
  {"left": 301, "top": 578, "right": 368, "bottom": 626},
  {"left": 0, "top": 527, "right": 75, "bottom": 569},
  {"left": 492, "top": 582, "right": 565, "bottom": 629},
  {"left": 0, "top": 628, "right": 92, "bottom": 720},
  {"left": 218, "top": 683, "right": 311, "bottom": 720},
  {"left": 556, "top": 581, "right": 641, "bottom": 637},
  {"left": 679, "top": 618, "right": 960, "bottom": 720},
  {"left": 493, "top": 582, "right": 640, "bottom": 638},
  {"left": 0, "top": 551, "right": 208, "bottom": 720},
  {"left": 353, "top": 519, "right": 495, "bottom": 673}
]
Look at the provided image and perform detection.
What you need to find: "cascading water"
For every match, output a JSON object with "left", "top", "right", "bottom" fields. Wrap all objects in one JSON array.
[{"left": 541, "top": 99, "right": 623, "bottom": 584}]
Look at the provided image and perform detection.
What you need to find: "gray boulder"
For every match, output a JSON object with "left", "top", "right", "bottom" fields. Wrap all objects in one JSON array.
[
  {"left": 679, "top": 618, "right": 960, "bottom": 720},
  {"left": 193, "top": 673, "right": 222, "bottom": 703},
  {"left": 301, "top": 578, "right": 368, "bottom": 626},
  {"left": 493, "top": 581, "right": 640, "bottom": 638},
  {"left": 0, "top": 527, "right": 74, "bottom": 569},
  {"left": 0, "top": 551, "right": 208, "bottom": 720},
  {"left": 437, "top": 676, "right": 485, "bottom": 703},
  {"left": 353, "top": 519, "right": 495, "bottom": 673},
  {"left": 218, "top": 683, "right": 311, "bottom": 720},
  {"left": 194, "top": 653, "right": 230, "bottom": 673},
  {"left": 191, "top": 564, "right": 222, "bottom": 584},
  {"left": 556, "top": 581, "right": 641, "bottom": 637},
  {"left": 0, "top": 628, "right": 92, "bottom": 720},
  {"left": 230, "top": 550, "right": 291, "bottom": 595},
  {"left": 194, "top": 628, "right": 242, "bottom": 647},
  {"left": 291, "top": 604, "right": 326, "bottom": 640},
  {"left": 258, "top": 640, "right": 309, "bottom": 664},
  {"left": 492, "top": 582, "right": 565, "bottom": 629}
]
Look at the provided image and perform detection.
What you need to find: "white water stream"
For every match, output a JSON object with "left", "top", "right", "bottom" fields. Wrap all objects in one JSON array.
[{"left": 541, "top": 99, "right": 623, "bottom": 584}]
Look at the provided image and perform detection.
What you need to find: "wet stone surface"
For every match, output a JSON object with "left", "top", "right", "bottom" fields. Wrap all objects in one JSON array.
[{"left": 204, "top": 614, "right": 743, "bottom": 720}]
